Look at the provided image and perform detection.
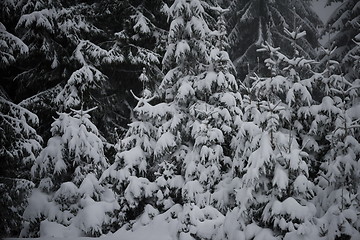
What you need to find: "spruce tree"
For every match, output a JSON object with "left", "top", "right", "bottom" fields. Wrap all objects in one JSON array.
[
  {"left": 0, "top": 0, "right": 117, "bottom": 144},
  {"left": 151, "top": 1, "right": 241, "bottom": 239},
  {"left": 0, "top": 88, "right": 42, "bottom": 237},
  {"left": 90, "top": 0, "right": 168, "bottom": 140},
  {"left": 100, "top": 70, "right": 159, "bottom": 226},
  {"left": 226, "top": 0, "right": 321, "bottom": 78},
  {"left": 21, "top": 40, "right": 118, "bottom": 236},
  {"left": 1, "top": 0, "right": 169, "bottom": 144},
  {"left": 320, "top": 0, "right": 360, "bottom": 80},
  {"left": 312, "top": 46, "right": 360, "bottom": 239},
  {"left": 21, "top": 108, "right": 118, "bottom": 237},
  {"left": 0, "top": 21, "right": 28, "bottom": 67},
  {"left": 225, "top": 27, "right": 320, "bottom": 239},
  {"left": 10, "top": 0, "right": 100, "bottom": 99},
  {"left": 101, "top": 1, "right": 242, "bottom": 238}
]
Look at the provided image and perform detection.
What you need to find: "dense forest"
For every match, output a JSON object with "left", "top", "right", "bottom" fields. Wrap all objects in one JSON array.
[{"left": 0, "top": 0, "right": 359, "bottom": 239}]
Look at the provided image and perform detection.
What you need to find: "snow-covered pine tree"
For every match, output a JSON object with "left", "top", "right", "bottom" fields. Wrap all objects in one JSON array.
[
  {"left": 97, "top": 0, "right": 166, "bottom": 72},
  {"left": 1, "top": 0, "right": 167, "bottom": 144},
  {"left": 225, "top": 27, "right": 320, "bottom": 239},
  {"left": 308, "top": 45, "right": 344, "bottom": 172},
  {"left": 320, "top": 0, "right": 360, "bottom": 80},
  {"left": 12, "top": 0, "right": 101, "bottom": 99},
  {"left": 2, "top": 0, "right": 127, "bottom": 142},
  {"left": 21, "top": 37, "right": 120, "bottom": 237},
  {"left": 55, "top": 40, "right": 109, "bottom": 112},
  {"left": 0, "top": 0, "right": 124, "bottom": 144},
  {"left": 226, "top": 0, "right": 321, "bottom": 78},
  {"left": 150, "top": 1, "right": 241, "bottom": 239},
  {"left": 0, "top": 87, "right": 42, "bottom": 237},
  {"left": 54, "top": 37, "right": 132, "bottom": 142},
  {"left": 0, "top": 21, "right": 28, "bottom": 67},
  {"left": 21, "top": 107, "right": 119, "bottom": 237},
  {"left": 314, "top": 86, "right": 360, "bottom": 239},
  {"left": 311, "top": 45, "right": 360, "bottom": 239},
  {"left": 100, "top": 69, "right": 159, "bottom": 227},
  {"left": 91, "top": 0, "right": 168, "bottom": 139}
]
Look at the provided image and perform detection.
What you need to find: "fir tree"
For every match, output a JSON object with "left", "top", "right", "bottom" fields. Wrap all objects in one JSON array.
[
  {"left": 21, "top": 37, "right": 119, "bottom": 236},
  {"left": 21, "top": 107, "right": 118, "bottom": 237},
  {"left": 225, "top": 27, "right": 320, "bottom": 239},
  {"left": 0, "top": 0, "right": 117, "bottom": 144},
  {"left": 0, "top": 0, "right": 128, "bottom": 143},
  {"left": 0, "top": 87, "right": 42, "bottom": 237},
  {"left": 312, "top": 46, "right": 360, "bottom": 239},
  {"left": 320, "top": 0, "right": 360, "bottom": 80},
  {"left": 100, "top": 70, "right": 159, "bottom": 226},
  {"left": 10, "top": 0, "right": 101, "bottom": 99},
  {"left": 226, "top": 0, "right": 321, "bottom": 78},
  {"left": 90, "top": 0, "right": 168, "bottom": 140},
  {"left": 152, "top": 1, "right": 241, "bottom": 239},
  {"left": 0, "top": 0, "right": 168, "bottom": 144},
  {"left": 0, "top": 21, "right": 28, "bottom": 67}
]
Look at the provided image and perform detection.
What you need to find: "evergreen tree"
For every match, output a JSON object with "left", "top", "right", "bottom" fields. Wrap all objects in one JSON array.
[
  {"left": 100, "top": 70, "right": 159, "bottom": 226},
  {"left": 94, "top": 0, "right": 167, "bottom": 70},
  {"left": 90, "top": 0, "right": 168, "bottom": 140},
  {"left": 312, "top": 46, "right": 360, "bottom": 239},
  {"left": 224, "top": 27, "right": 320, "bottom": 239},
  {"left": 55, "top": 40, "right": 109, "bottom": 111},
  {"left": 320, "top": 0, "right": 360, "bottom": 80},
  {"left": 226, "top": 0, "right": 321, "bottom": 78},
  {"left": 21, "top": 108, "right": 118, "bottom": 237},
  {"left": 1, "top": 1, "right": 168, "bottom": 234},
  {"left": 0, "top": 87, "right": 42, "bottom": 237},
  {"left": 0, "top": 3, "right": 39, "bottom": 236},
  {"left": 1, "top": 0, "right": 169, "bottom": 143},
  {"left": 21, "top": 37, "right": 119, "bottom": 236},
  {"left": 151, "top": 1, "right": 241, "bottom": 239},
  {"left": 9, "top": 0, "right": 100, "bottom": 99},
  {"left": 102, "top": 0, "right": 242, "bottom": 238},
  {"left": 3, "top": 1, "right": 360, "bottom": 238},
  {"left": 315, "top": 91, "right": 360, "bottom": 239},
  {"left": 0, "top": 21, "right": 28, "bottom": 67},
  {"left": 0, "top": 0, "right": 115, "bottom": 143}
]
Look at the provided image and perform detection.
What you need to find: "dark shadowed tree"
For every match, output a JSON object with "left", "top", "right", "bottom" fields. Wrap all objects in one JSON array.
[{"left": 226, "top": 0, "right": 321, "bottom": 78}]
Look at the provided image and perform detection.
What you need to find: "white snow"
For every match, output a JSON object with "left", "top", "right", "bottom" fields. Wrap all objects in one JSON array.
[
  {"left": 272, "top": 164, "right": 289, "bottom": 190},
  {"left": 73, "top": 198, "right": 119, "bottom": 236},
  {"left": 17, "top": 9, "right": 54, "bottom": 33},
  {"left": 39, "top": 220, "right": 82, "bottom": 238},
  {"left": 154, "top": 132, "right": 177, "bottom": 156},
  {"left": 119, "top": 146, "right": 146, "bottom": 167},
  {"left": 182, "top": 180, "right": 204, "bottom": 203},
  {"left": 270, "top": 197, "right": 316, "bottom": 222},
  {"left": 22, "top": 189, "right": 50, "bottom": 221},
  {"left": 132, "top": 12, "right": 150, "bottom": 34}
]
